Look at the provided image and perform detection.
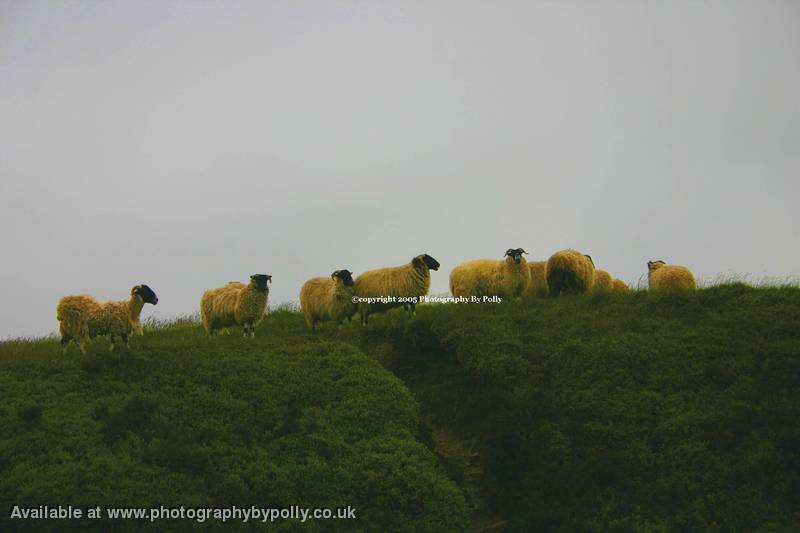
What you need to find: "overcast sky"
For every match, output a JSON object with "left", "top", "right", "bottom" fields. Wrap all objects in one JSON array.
[{"left": 1, "top": 0, "right": 798, "bottom": 338}]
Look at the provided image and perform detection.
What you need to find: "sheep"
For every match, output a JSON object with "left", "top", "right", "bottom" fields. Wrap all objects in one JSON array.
[
  {"left": 612, "top": 278, "right": 629, "bottom": 291},
  {"left": 522, "top": 260, "right": 548, "bottom": 300},
  {"left": 450, "top": 248, "right": 530, "bottom": 301},
  {"left": 354, "top": 254, "right": 440, "bottom": 325},
  {"left": 593, "top": 269, "right": 614, "bottom": 291},
  {"left": 200, "top": 274, "right": 271, "bottom": 337},
  {"left": 546, "top": 249, "right": 595, "bottom": 296},
  {"left": 56, "top": 284, "right": 159, "bottom": 354},
  {"left": 299, "top": 270, "right": 357, "bottom": 330},
  {"left": 647, "top": 260, "right": 696, "bottom": 290}
]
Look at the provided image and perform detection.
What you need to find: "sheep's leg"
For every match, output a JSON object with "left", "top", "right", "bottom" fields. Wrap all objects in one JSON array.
[
  {"left": 60, "top": 335, "right": 71, "bottom": 355},
  {"left": 78, "top": 340, "right": 87, "bottom": 354},
  {"left": 122, "top": 333, "right": 130, "bottom": 350},
  {"left": 242, "top": 323, "right": 249, "bottom": 338},
  {"left": 408, "top": 303, "right": 416, "bottom": 317},
  {"left": 250, "top": 322, "right": 256, "bottom": 338},
  {"left": 108, "top": 335, "right": 115, "bottom": 352}
]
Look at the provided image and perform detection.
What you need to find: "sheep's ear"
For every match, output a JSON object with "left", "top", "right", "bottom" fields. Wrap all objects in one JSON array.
[
  {"left": 505, "top": 249, "right": 514, "bottom": 256},
  {"left": 519, "top": 248, "right": 528, "bottom": 255},
  {"left": 331, "top": 271, "right": 339, "bottom": 280},
  {"left": 412, "top": 256, "right": 423, "bottom": 267}
]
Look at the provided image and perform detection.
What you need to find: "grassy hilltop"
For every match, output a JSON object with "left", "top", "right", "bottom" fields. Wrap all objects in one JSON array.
[{"left": 1, "top": 284, "right": 800, "bottom": 531}]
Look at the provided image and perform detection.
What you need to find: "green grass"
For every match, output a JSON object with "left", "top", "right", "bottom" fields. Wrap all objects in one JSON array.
[
  {"left": 0, "top": 314, "right": 468, "bottom": 532},
  {"left": 2, "top": 284, "right": 800, "bottom": 531}
]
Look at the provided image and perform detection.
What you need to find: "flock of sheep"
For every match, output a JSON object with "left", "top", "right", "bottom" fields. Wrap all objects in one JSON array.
[{"left": 55, "top": 249, "right": 696, "bottom": 353}]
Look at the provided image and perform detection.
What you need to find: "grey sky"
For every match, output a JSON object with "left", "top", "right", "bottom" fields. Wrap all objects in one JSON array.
[{"left": 2, "top": 0, "right": 798, "bottom": 338}]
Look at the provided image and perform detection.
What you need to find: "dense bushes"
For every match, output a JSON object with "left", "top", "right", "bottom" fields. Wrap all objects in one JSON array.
[
  {"left": 0, "top": 336, "right": 468, "bottom": 532},
  {"left": 359, "top": 285, "right": 800, "bottom": 531},
  {"left": 2, "top": 285, "right": 799, "bottom": 531}
]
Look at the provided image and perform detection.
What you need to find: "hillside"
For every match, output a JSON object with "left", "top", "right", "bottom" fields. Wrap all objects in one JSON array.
[{"left": 2, "top": 284, "right": 799, "bottom": 531}]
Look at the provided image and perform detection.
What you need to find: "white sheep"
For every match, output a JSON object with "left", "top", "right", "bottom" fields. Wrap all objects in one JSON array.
[
  {"left": 593, "top": 269, "right": 613, "bottom": 291},
  {"left": 647, "top": 260, "right": 696, "bottom": 290},
  {"left": 201, "top": 274, "right": 271, "bottom": 337},
  {"left": 522, "top": 260, "right": 548, "bottom": 300},
  {"left": 612, "top": 278, "right": 629, "bottom": 291},
  {"left": 56, "top": 284, "right": 159, "bottom": 354},
  {"left": 354, "top": 254, "right": 440, "bottom": 325},
  {"left": 450, "top": 248, "right": 530, "bottom": 301},
  {"left": 546, "top": 249, "right": 595, "bottom": 295},
  {"left": 299, "top": 270, "right": 357, "bottom": 330}
]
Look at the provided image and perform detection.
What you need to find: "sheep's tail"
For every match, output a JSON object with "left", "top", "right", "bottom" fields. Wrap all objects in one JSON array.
[
  {"left": 56, "top": 300, "right": 90, "bottom": 339},
  {"left": 57, "top": 301, "right": 81, "bottom": 322}
]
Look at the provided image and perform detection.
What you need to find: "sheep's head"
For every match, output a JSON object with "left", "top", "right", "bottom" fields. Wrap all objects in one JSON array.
[
  {"left": 331, "top": 269, "right": 355, "bottom": 287},
  {"left": 505, "top": 248, "right": 528, "bottom": 264},
  {"left": 647, "top": 260, "right": 666, "bottom": 272},
  {"left": 250, "top": 274, "right": 272, "bottom": 291},
  {"left": 132, "top": 284, "right": 158, "bottom": 305},
  {"left": 584, "top": 254, "right": 595, "bottom": 268},
  {"left": 413, "top": 254, "right": 440, "bottom": 271}
]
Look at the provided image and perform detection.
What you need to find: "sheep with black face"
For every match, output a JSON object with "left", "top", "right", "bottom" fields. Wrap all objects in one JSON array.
[
  {"left": 56, "top": 284, "right": 158, "bottom": 354},
  {"left": 450, "top": 248, "right": 530, "bottom": 301},
  {"left": 354, "top": 254, "right": 440, "bottom": 324},
  {"left": 201, "top": 274, "right": 271, "bottom": 337},
  {"left": 299, "top": 269, "right": 357, "bottom": 330}
]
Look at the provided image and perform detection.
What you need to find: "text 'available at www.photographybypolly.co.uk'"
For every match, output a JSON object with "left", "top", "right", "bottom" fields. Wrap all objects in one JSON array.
[{"left": 9, "top": 505, "right": 357, "bottom": 524}]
